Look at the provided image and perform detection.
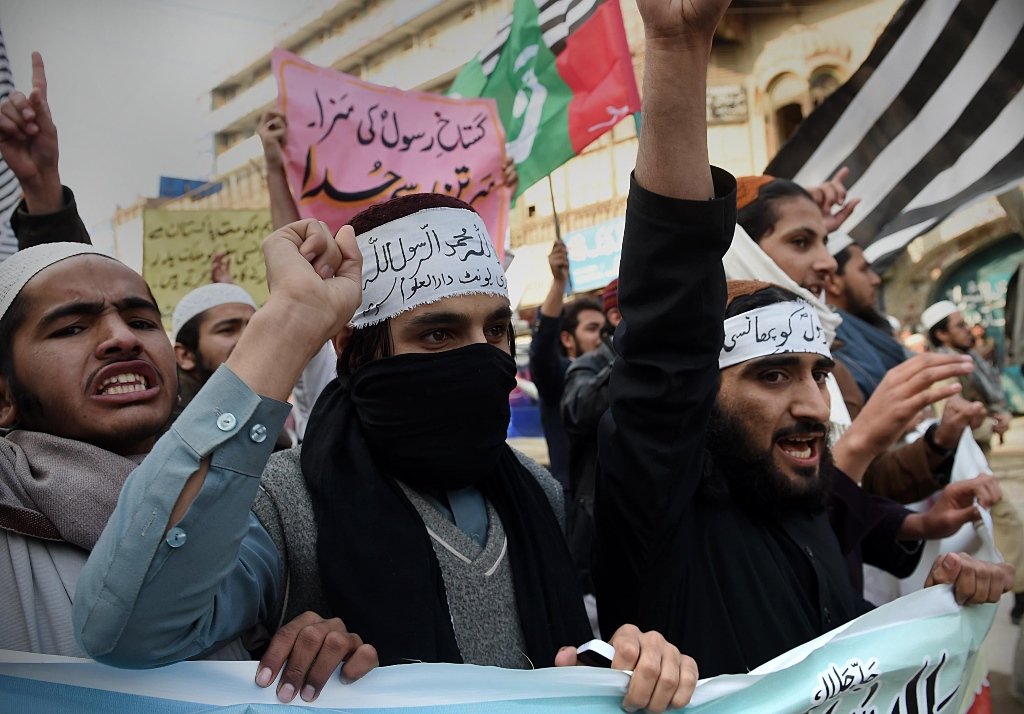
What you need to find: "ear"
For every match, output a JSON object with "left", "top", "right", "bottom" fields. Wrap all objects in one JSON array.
[
  {"left": 823, "top": 271, "right": 843, "bottom": 299},
  {"left": 559, "top": 331, "right": 574, "bottom": 354},
  {"left": 174, "top": 343, "right": 197, "bottom": 372},
  {"left": 0, "top": 375, "right": 18, "bottom": 428},
  {"left": 331, "top": 324, "right": 354, "bottom": 356}
]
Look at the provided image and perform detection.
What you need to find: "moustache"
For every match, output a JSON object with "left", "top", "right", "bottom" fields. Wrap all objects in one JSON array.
[{"left": 772, "top": 419, "right": 828, "bottom": 442}]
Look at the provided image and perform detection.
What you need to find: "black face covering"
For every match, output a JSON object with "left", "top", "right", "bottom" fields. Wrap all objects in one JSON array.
[
  {"left": 350, "top": 344, "right": 516, "bottom": 490},
  {"left": 301, "top": 343, "right": 590, "bottom": 667}
]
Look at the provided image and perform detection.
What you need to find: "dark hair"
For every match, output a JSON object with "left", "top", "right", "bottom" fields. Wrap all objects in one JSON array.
[
  {"left": 336, "top": 192, "right": 513, "bottom": 383},
  {"left": 175, "top": 314, "right": 201, "bottom": 353},
  {"left": 928, "top": 317, "right": 951, "bottom": 348},
  {"left": 0, "top": 293, "right": 29, "bottom": 382},
  {"left": 737, "top": 179, "right": 816, "bottom": 243},
  {"left": 562, "top": 297, "right": 604, "bottom": 336},
  {"left": 0, "top": 293, "right": 43, "bottom": 425},
  {"left": 833, "top": 246, "right": 853, "bottom": 276},
  {"left": 724, "top": 284, "right": 804, "bottom": 319}
]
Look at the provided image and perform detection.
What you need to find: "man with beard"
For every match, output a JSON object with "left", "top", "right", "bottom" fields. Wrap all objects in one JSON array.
[
  {"left": 528, "top": 239, "right": 606, "bottom": 492},
  {"left": 925, "top": 300, "right": 1013, "bottom": 452},
  {"left": 171, "top": 282, "right": 258, "bottom": 409},
  {"left": 593, "top": 0, "right": 1012, "bottom": 678},
  {"left": 597, "top": 277, "right": 1013, "bottom": 676},
  {"left": 76, "top": 191, "right": 697, "bottom": 712},
  {"left": 561, "top": 278, "right": 621, "bottom": 595},
  {"left": 825, "top": 236, "right": 910, "bottom": 399},
  {"left": 725, "top": 172, "right": 992, "bottom": 511}
]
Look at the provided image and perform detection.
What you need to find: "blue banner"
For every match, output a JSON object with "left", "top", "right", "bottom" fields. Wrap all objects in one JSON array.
[
  {"left": 0, "top": 577, "right": 996, "bottom": 713},
  {"left": 565, "top": 217, "right": 624, "bottom": 293}
]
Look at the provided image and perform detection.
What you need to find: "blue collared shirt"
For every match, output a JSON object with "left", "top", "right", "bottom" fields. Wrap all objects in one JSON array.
[{"left": 74, "top": 365, "right": 290, "bottom": 667}]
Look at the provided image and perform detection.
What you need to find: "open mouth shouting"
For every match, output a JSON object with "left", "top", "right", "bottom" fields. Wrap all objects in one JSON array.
[
  {"left": 776, "top": 435, "right": 819, "bottom": 465},
  {"left": 773, "top": 423, "right": 827, "bottom": 469},
  {"left": 91, "top": 360, "right": 161, "bottom": 403}
]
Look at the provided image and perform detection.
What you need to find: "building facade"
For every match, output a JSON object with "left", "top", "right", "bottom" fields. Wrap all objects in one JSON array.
[{"left": 113, "top": 0, "right": 1018, "bottom": 328}]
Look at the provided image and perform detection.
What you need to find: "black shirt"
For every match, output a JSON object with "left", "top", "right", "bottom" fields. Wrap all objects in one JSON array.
[{"left": 593, "top": 171, "right": 915, "bottom": 677}]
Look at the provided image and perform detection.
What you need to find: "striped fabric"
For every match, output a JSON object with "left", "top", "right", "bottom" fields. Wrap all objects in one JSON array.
[
  {"left": 477, "top": 0, "right": 602, "bottom": 75},
  {"left": 765, "top": 0, "right": 1024, "bottom": 269},
  {"left": 0, "top": 26, "right": 20, "bottom": 261}
]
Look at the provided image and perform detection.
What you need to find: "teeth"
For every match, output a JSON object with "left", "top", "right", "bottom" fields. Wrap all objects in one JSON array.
[
  {"left": 98, "top": 372, "right": 149, "bottom": 395},
  {"left": 779, "top": 440, "right": 813, "bottom": 459}
]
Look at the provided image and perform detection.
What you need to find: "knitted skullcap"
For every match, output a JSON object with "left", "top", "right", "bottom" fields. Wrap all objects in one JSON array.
[
  {"left": 920, "top": 300, "right": 959, "bottom": 332},
  {"left": 736, "top": 175, "right": 775, "bottom": 211},
  {"left": 602, "top": 278, "right": 619, "bottom": 313},
  {"left": 0, "top": 243, "right": 111, "bottom": 322},
  {"left": 726, "top": 279, "right": 774, "bottom": 308},
  {"left": 172, "top": 283, "right": 257, "bottom": 341}
]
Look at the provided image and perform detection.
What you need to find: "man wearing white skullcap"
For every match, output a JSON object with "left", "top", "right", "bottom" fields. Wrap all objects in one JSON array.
[
  {"left": 0, "top": 223, "right": 386, "bottom": 700},
  {"left": 923, "top": 298, "right": 1024, "bottom": 620},
  {"left": 77, "top": 190, "right": 695, "bottom": 712},
  {"left": 170, "top": 282, "right": 259, "bottom": 412},
  {"left": 925, "top": 299, "right": 1013, "bottom": 450}
]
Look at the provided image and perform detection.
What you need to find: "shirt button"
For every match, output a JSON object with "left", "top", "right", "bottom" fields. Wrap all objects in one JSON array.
[
  {"left": 250, "top": 424, "right": 268, "bottom": 443},
  {"left": 824, "top": 606, "right": 832, "bottom": 624},
  {"left": 165, "top": 527, "right": 187, "bottom": 548},
  {"left": 216, "top": 413, "right": 237, "bottom": 431}
]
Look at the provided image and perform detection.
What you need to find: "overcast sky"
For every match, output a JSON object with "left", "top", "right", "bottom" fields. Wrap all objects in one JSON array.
[{"left": 2, "top": 0, "right": 327, "bottom": 252}]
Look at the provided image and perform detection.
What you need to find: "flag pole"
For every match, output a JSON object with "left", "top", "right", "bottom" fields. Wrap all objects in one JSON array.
[{"left": 547, "top": 174, "right": 573, "bottom": 295}]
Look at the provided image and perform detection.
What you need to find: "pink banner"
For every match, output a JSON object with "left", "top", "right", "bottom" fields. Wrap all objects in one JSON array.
[{"left": 272, "top": 48, "right": 510, "bottom": 257}]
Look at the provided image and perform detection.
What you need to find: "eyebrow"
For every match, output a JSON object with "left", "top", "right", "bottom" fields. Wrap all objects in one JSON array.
[
  {"left": 783, "top": 226, "right": 824, "bottom": 239},
  {"left": 741, "top": 354, "right": 835, "bottom": 373},
  {"left": 209, "top": 317, "right": 247, "bottom": 331},
  {"left": 38, "top": 296, "right": 161, "bottom": 329},
  {"left": 404, "top": 305, "right": 513, "bottom": 329}
]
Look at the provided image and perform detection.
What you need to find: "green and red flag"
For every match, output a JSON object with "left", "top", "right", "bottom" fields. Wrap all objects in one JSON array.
[{"left": 449, "top": 0, "right": 640, "bottom": 198}]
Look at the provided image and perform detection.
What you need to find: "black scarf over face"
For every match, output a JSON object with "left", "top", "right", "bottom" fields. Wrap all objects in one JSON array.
[{"left": 301, "top": 343, "right": 590, "bottom": 666}]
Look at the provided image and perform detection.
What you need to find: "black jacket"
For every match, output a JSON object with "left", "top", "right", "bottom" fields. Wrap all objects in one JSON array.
[
  {"left": 560, "top": 337, "right": 615, "bottom": 593},
  {"left": 593, "top": 171, "right": 917, "bottom": 677},
  {"left": 11, "top": 186, "right": 92, "bottom": 250}
]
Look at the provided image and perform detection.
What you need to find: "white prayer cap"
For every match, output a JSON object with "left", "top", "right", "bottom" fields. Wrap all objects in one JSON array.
[
  {"left": 827, "top": 232, "right": 855, "bottom": 257},
  {"left": 0, "top": 243, "right": 111, "bottom": 322},
  {"left": 920, "top": 300, "right": 959, "bottom": 331},
  {"left": 353, "top": 206, "right": 508, "bottom": 328},
  {"left": 172, "top": 283, "right": 257, "bottom": 341}
]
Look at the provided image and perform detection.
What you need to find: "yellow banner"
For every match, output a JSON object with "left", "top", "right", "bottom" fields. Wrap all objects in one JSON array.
[{"left": 142, "top": 209, "right": 272, "bottom": 328}]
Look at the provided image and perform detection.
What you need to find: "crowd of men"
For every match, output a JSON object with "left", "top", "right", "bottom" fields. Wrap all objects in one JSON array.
[{"left": 0, "top": 1, "right": 1018, "bottom": 711}]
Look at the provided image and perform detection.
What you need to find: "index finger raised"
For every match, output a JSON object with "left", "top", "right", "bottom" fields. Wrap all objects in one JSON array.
[{"left": 31, "top": 52, "right": 46, "bottom": 101}]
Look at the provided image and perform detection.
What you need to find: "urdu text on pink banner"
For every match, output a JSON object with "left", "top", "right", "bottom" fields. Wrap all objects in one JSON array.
[{"left": 272, "top": 48, "right": 510, "bottom": 258}]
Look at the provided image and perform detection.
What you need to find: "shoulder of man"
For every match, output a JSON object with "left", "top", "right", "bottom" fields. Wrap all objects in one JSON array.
[
  {"left": 254, "top": 446, "right": 330, "bottom": 627},
  {"left": 565, "top": 340, "right": 616, "bottom": 378},
  {"left": 511, "top": 447, "right": 565, "bottom": 530}
]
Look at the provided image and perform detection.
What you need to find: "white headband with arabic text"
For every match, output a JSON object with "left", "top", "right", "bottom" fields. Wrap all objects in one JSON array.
[
  {"left": 720, "top": 300, "right": 832, "bottom": 369},
  {"left": 353, "top": 207, "right": 507, "bottom": 327}
]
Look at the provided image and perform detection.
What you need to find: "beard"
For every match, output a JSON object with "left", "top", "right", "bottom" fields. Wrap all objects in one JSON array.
[
  {"left": 4, "top": 368, "right": 45, "bottom": 430},
  {"left": 702, "top": 404, "right": 833, "bottom": 520},
  {"left": 848, "top": 300, "right": 893, "bottom": 334}
]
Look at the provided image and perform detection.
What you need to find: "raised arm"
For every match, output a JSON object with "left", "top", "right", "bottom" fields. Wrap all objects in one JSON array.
[
  {"left": 74, "top": 220, "right": 372, "bottom": 693},
  {"left": 632, "top": 0, "right": 724, "bottom": 200},
  {"left": 258, "top": 110, "right": 301, "bottom": 229},
  {"left": 593, "top": 0, "right": 733, "bottom": 638},
  {"left": 0, "top": 52, "right": 90, "bottom": 247}
]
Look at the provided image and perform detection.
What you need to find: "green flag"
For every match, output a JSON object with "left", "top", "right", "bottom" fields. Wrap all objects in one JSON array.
[{"left": 450, "top": 0, "right": 640, "bottom": 198}]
